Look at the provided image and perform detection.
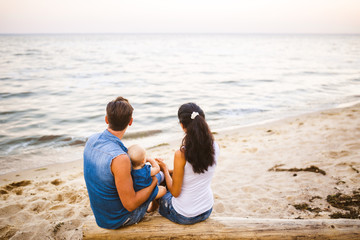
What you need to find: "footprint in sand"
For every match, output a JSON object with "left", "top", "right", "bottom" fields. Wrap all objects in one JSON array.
[
  {"left": 49, "top": 204, "right": 67, "bottom": 210},
  {"left": 326, "top": 150, "right": 351, "bottom": 159},
  {"left": 346, "top": 114, "right": 356, "bottom": 119},
  {"left": 0, "top": 225, "right": 17, "bottom": 239},
  {"left": 214, "top": 202, "right": 225, "bottom": 213},
  {"left": 246, "top": 147, "right": 258, "bottom": 153},
  {"left": 2, "top": 180, "right": 32, "bottom": 192},
  {"left": 29, "top": 199, "right": 49, "bottom": 213},
  {"left": 53, "top": 193, "right": 64, "bottom": 202},
  {"left": 241, "top": 185, "right": 261, "bottom": 193},
  {"left": 345, "top": 143, "right": 360, "bottom": 150},
  {"left": 0, "top": 204, "right": 25, "bottom": 217},
  {"left": 64, "top": 209, "right": 75, "bottom": 218},
  {"left": 1, "top": 181, "right": 32, "bottom": 200},
  {"left": 63, "top": 191, "right": 84, "bottom": 204},
  {"left": 50, "top": 179, "right": 62, "bottom": 186},
  {"left": 322, "top": 112, "right": 340, "bottom": 116},
  {"left": 68, "top": 172, "right": 83, "bottom": 180}
]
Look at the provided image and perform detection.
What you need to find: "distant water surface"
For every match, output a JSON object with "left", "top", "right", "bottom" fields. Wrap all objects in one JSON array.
[{"left": 1, "top": 34, "right": 360, "bottom": 174}]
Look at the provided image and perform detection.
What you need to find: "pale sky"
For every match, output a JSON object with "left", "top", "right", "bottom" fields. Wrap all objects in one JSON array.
[{"left": 0, "top": 0, "right": 359, "bottom": 34}]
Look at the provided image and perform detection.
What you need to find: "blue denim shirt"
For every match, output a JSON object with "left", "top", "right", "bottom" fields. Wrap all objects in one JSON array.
[{"left": 83, "top": 129, "right": 131, "bottom": 229}]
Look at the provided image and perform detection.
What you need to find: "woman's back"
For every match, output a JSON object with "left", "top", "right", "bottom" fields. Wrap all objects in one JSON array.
[
  {"left": 172, "top": 142, "right": 220, "bottom": 217},
  {"left": 158, "top": 102, "right": 219, "bottom": 225}
]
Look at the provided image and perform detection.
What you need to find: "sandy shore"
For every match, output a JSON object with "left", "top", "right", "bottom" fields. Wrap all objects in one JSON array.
[{"left": 1, "top": 103, "right": 359, "bottom": 239}]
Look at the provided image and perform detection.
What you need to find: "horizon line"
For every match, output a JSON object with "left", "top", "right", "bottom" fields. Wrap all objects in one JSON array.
[{"left": 1, "top": 32, "right": 360, "bottom": 36}]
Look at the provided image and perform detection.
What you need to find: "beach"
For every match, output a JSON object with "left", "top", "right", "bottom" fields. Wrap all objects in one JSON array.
[{"left": 1, "top": 103, "right": 359, "bottom": 239}]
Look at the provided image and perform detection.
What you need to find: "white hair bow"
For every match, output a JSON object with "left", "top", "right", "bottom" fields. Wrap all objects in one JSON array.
[{"left": 191, "top": 112, "right": 199, "bottom": 119}]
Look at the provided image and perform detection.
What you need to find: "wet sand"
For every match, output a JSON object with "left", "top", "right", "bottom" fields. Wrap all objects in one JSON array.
[{"left": 1, "top": 103, "right": 359, "bottom": 239}]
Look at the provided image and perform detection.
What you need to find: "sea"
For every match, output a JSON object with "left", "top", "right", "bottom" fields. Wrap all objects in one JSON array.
[{"left": 1, "top": 34, "right": 360, "bottom": 174}]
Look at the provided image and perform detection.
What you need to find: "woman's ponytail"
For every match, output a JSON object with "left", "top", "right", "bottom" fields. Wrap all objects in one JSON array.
[{"left": 178, "top": 103, "right": 215, "bottom": 173}]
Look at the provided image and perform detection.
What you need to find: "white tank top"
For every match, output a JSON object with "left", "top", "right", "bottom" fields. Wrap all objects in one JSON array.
[{"left": 172, "top": 142, "right": 219, "bottom": 217}]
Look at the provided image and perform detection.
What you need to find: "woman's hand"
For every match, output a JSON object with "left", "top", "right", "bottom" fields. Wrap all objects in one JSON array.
[{"left": 155, "top": 158, "right": 168, "bottom": 172}]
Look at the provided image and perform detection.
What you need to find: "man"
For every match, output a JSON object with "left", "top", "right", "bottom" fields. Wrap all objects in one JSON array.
[{"left": 83, "top": 96, "right": 158, "bottom": 229}]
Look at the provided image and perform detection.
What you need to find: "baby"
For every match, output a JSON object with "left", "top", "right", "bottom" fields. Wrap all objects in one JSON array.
[{"left": 128, "top": 144, "right": 166, "bottom": 211}]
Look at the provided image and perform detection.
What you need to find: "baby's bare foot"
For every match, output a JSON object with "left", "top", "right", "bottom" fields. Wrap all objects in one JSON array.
[{"left": 147, "top": 201, "right": 159, "bottom": 212}]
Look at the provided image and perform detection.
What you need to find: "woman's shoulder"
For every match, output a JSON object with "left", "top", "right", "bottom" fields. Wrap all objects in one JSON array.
[
  {"left": 174, "top": 148, "right": 185, "bottom": 158},
  {"left": 174, "top": 149, "right": 186, "bottom": 165}
]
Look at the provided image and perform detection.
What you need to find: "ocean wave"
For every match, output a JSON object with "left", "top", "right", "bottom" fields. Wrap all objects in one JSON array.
[
  {"left": 219, "top": 108, "right": 267, "bottom": 116},
  {"left": 219, "top": 80, "right": 251, "bottom": 86},
  {"left": 303, "top": 71, "right": 339, "bottom": 76},
  {"left": 0, "top": 109, "right": 31, "bottom": 115},
  {"left": 255, "top": 79, "right": 275, "bottom": 83},
  {"left": 13, "top": 49, "right": 41, "bottom": 56},
  {"left": 0, "top": 135, "right": 87, "bottom": 156},
  {"left": 0, "top": 129, "right": 164, "bottom": 156},
  {"left": 0, "top": 91, "right": 34, "bottom": 99},
  {"left": 8, "top": 135, "right": 85, "bottom": 146},
  {"left": 123, "top": 129, "right": 162, "bottom": 139}
]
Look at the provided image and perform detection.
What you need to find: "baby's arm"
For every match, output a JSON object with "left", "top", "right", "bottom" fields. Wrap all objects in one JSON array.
[{"left": 147, "top": 158, "right": 160, "bottom": 176}]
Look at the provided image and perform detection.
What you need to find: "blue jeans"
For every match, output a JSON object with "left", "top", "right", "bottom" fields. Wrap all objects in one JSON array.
[
  {"left": 159, "top": 192, "right": 212, "bottom": 225},
  {"left": 121, "top": 198, "right": 151, "bottom": 227},
  {"left": 121, "top": 172, "right": 163, "bottom": 227}
]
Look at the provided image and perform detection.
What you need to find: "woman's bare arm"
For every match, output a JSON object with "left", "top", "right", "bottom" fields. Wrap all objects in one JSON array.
[
  {"left": 156, "top": 150, "right": 186, "bottom": 197},
  {"left": 169, "top": 150, "right": 186, "bottom": 197}
]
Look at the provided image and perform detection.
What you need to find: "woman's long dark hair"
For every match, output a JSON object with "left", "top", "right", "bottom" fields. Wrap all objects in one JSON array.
[{"left": 178, "top": 103, "right": 215, "bottom": 174}]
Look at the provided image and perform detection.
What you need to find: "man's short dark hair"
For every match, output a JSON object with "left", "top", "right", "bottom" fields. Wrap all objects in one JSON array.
[{"left": 106, "top": 96, "right": 134, "bottom": 131}]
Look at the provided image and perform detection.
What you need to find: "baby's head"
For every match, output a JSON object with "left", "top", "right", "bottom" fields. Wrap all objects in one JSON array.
[{"left": 128, "top": 144, "right": 146, "bottom": 168}]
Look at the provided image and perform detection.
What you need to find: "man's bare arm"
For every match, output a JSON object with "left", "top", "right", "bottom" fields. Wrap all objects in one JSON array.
[{"left": 111, "top": 154, "right": 157, "bottom": 212}]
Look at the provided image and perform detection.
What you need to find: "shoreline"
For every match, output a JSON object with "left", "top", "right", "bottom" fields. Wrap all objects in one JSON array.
[
  {"left": 2, "top": 100, "right": 359, "bottom": 179},
  {"left": 1, "top": 99, "right": 360, "bottom": 176},
  {"left": 1, "top": 103, "right": 359, "bottom": 239},
  {"left": 212, "top": 99, "right": 360, "bottom": 135}
]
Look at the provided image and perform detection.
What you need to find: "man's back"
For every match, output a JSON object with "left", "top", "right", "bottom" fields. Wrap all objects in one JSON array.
[{"left": 83, "top": 129, "right": 130, "bottom": 229}]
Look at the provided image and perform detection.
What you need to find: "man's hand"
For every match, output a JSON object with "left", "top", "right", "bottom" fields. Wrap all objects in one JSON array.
[
  {"left": 151, "top": 175, "right": 158, "bottom": 185},
  {"left": 111, "top": 154, "right": 156, "bottom": 212}
]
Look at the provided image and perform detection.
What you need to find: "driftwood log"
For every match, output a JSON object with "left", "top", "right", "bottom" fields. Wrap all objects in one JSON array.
[{"left": 83, "top": 216, "right": 360, "bottom": 239}]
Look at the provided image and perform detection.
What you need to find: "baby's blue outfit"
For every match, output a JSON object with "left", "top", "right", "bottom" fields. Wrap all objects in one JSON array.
[
  {"left": 132, "top": 164, "right": 154, "bottom": 191},
  {"left": 131, "top": 164, "right": 162, "bottom": 198}
]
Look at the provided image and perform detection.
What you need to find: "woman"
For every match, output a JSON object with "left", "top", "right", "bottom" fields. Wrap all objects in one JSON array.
[{"left": 156, "top": 102, "right": 220, "bottom": 224}]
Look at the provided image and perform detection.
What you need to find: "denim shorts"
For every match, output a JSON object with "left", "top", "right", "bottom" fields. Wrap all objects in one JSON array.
[
  {"left": 159, "top": 192, "right": 212, "bottom": 225},
  {"left": 121, "top": 198, "right": 151, "bottom": 227},
  {"left": 121, "top": 172, "right": 163, "bottom": 227}
]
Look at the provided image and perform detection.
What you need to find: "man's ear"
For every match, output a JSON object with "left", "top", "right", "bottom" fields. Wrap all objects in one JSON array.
[
  {"left": 129, "top": 118, "right": 133, "bottom": 126},
  {"left": 105, "top": 115, "right": 109, "bottom": 124}
]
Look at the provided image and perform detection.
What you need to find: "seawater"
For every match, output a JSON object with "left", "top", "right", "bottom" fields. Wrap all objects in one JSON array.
[{"left": 1, "top": 34, "right": 360, "bottom": 174}]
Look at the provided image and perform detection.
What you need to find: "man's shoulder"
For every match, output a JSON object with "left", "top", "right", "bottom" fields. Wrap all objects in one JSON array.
[
  {"left": 111, "top": 154, "right": 131, "bottom": 175},
  {"left": 85, "top": 130, "right": 129, "bottom": 161},
  {"left": 86, "top": 132, "right": 102, "bottom": 144},
  {"left": 87, "top": 131, "right": 117, "bottom": 148},
  {"left": 113, "top": 153, "right": 130, "bottom": 162}
]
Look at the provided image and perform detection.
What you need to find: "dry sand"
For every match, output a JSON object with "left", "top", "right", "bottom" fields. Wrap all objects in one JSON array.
[{"left": 1, "top": 103, "right": 359, "bottom": 239}]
